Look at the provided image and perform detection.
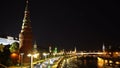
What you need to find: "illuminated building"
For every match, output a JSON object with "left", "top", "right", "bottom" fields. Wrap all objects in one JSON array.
[
  {"left": 74, "top": 46, "right": 76, "bottom": 53},
  {"left": 33, "top": 41, "right": 38, "bottom": 53},
  {"left": 19, "top": 0, "right": 33, "bottom": 64},
  {"left": 54, "top": 47, "right": 57, "bottom": 53},
  {"left": 0, "top": 36, "right": 19, "bottom": 45}
]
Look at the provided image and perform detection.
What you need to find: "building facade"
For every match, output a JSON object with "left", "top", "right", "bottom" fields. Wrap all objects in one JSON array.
[{"left": 0, "top": 36, "right": 19, "bottom": 45}]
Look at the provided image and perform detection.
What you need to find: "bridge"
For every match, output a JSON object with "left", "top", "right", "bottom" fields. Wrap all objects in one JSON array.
[{"left": 76, "top": 52, "right": 105, "bottom": 55}]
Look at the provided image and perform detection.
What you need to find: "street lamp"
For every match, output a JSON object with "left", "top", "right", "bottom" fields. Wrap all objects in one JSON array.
[
  {"left": 20, "top": 53, "right": 24, "bottom": 67},
  {"left": 28, "top": 53, "right": 39, "bottom": 68},
  {"left": 43, "top": 53, "right": 48, "bottom": 59},
  {"left": 28, "top": 54, "right": 33, "bottom": 68}
]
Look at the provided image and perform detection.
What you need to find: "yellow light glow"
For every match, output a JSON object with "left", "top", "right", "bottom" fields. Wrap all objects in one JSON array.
[
  {"left": 11, "top": 53, "right": 18, "bottom": 58},
  {"left": 105, "top": 60, "right": 108, "bottom": 64},
  {"left": 33, "top": 53, "right": 39, "bottom": 58},
  {"left": 43, "top": 53, "right": 47, "bottom": 56},
  {"left": 116, "top": 61, "right": 119, "bottom": 64},
  {"left": 27, "top": 54, "right": 32, "bottom": 57},
  {"left": 115, "top": 52, "right": 119, "bottom": 55},
  {"left": 97, "top": 57, "right": 104, "bottom": 67},
  {"left": 27, "top": 53, "right": 39, "bottom": 58},
  {"left": 109, "top": 60, "right": 113, "bottom": 63}
]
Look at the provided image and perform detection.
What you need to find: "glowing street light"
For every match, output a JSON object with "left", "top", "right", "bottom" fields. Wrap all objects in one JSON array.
[
  {"left": 43, "top": 53, "right": 47, "bottom": 59},
  {"left": 28, "top": 54, "right": 33, "bottom": 68},
  {"left": 28, "top": 53, "right": 39, "bottom": 68}
]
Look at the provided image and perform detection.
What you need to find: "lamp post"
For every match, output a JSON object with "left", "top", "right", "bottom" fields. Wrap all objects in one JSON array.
[
  {"left": 28, "top": 54, "right": 33, "bottom": 68},
  {"left": 28, "top": 53, "right": 39, "bottom": 68},
  {"left": 20, "top": 53, "right": 24, "bottom": 68},
  {"left": 30, "top": 55, "right": 33, "bottom": 68},
  {"left": 43, "top": 53, "right": 47, "bottom": 59}
]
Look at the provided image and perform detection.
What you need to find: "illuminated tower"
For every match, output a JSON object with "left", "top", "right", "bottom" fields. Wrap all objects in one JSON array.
[
  {"left": 33, "top": 41, "right": 38, "bottom": 53},
  {"left": 19, "top": 0, "right": 33, "bottom": 64},
  {"left": 102, "top": 43, "right": 105, "bottom": 52},
  {"left": 49, "top": 46, "right": 52, "bottom": 53},
  {"left": 54, "top": 47, "right": 57, "bottom": 54},
  {"left": 74, "top": 46, "right": 76, "bottom": 53}
]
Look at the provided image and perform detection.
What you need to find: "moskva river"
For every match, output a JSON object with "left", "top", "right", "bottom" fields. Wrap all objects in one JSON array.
[{"left": 62, "top": 56, "right": 119, "bottom": 68}]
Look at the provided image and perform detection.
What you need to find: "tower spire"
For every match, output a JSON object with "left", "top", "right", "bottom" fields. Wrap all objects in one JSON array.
[
  {"left": 21, "top": 0, "right": 31, "bottom": 32},
  {"left": 102, "top": 43, "right": 105, "bottom": 52},
  {"left": 19, "top": 0, "right": 33, "bottom": 64},
  {"left": 33, "top": 41, "right": 38, "bottom": 53},
  {"left": 25, "top": 0, "right": 29, "bottom": 11}
]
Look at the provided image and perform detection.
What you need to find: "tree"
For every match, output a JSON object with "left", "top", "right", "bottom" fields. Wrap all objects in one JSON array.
[
  {"left": 9, "top": 42, "right": 20, "bottom": 65},
  {"left": 0, "top": 44, "right": 4, "bottom": 52},
  {"left": 0, "top": 45, "right": 12, "bottom": 66},
  {"left": 9, "top": 42, "right": 19, "bottom": 53}
]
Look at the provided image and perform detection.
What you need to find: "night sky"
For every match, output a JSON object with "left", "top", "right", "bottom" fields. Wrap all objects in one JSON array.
[{"left": 0, "top": 0, "right": 120, "bottom": 51}]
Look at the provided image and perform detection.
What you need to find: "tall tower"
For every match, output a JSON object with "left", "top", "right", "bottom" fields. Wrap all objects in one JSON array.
[
  {"left": 102, "top": 43, "right": 105, "bottom": 52},
  {"left": 74, "top": 46, "right": 76, "bottom": 53},
  {"left": 49, "top": 45, "right": 52, "bottom": 53},
  {"left": 33, "top": 41, "right": 38, "bottom": 53},
  {"left": 19, "top": 0, "right": 33, "bottom": 64}
]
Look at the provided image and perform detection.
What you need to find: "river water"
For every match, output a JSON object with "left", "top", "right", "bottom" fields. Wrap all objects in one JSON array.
[{"left": 62, "top": 56, "right": 104, "bottom": 68}]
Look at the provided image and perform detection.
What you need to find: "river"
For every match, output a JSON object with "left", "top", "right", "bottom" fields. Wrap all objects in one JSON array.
[{"left": 62, "top": 56, "right": 109, "bottom": 68}]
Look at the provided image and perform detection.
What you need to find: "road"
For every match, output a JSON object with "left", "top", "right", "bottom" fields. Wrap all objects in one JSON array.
[{"left": 34, "top": 57, "right": 61, "bottom": 68}]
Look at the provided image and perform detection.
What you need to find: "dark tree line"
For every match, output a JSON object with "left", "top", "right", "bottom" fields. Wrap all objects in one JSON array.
[
  {"left": 0, "top": 45, "right": 11, "bottom": 66},
  {"left": 0, "top": 42, "right": 19, "bottom": 67}
]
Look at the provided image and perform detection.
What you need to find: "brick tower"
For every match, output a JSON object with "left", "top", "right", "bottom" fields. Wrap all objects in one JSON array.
[{"left": 19, "top": 0, "right": 33, "bottom": 64}]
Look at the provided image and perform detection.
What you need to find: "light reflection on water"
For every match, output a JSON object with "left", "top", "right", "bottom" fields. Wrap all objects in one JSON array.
[{"left": 62, "top": 56, "right": 119, "bottom": 68}]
